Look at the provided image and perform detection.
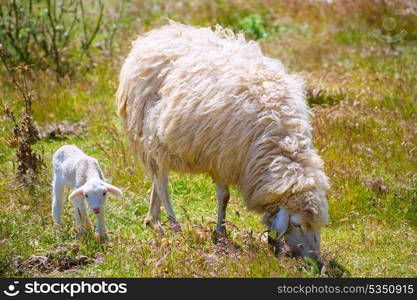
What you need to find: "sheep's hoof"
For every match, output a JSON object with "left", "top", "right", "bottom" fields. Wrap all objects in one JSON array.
[
  {"left": 144, "top": 217, "right": 164, "bottom": 233},
  {"left": 212, "top": 229, "right": 227, "bottom": 244},
  {"left": 216, "top": 228, "right": 228, "bottom": 237}
]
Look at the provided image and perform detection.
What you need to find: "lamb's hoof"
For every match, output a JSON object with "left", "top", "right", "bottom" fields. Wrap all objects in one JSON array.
[
  {"left": 168, "top": 222, "right": 182, "bottom": 233},
  {"left": 53, "top": 223, "right": 62, "bottom": 232},
  {"left": 96, "top": 232, "right": 109, "bottom": 243},
  {"left": 75, "top": 226, "right": 88, "bottom": 239}
]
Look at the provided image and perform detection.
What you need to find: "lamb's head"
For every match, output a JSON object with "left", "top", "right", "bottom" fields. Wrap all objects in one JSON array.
[
  {"left": 265, "top": 189, "right": 328, "bottom": 263},
  {"left": 69, "top": 180, "right": 122, "bottom": 214}
]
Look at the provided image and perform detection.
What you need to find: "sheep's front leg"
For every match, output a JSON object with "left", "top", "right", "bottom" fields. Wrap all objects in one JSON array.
[
  {"left": 154, "top": 176, "right": 181, "bottom": 231},
  {"left": 95, "top": 209, "right": 108, "bottom": 242},
  {"left": 216, "top": 182, "right": 230, "bottom": 236},
  {"left": 52, "top": 174, "right": 65, "bottom": 225},
  {"left": 71, "top": 196, "right": 92, "bottom": 236},
  {"left": 145, "top": 185, "right": 163, "bottom": 232}
]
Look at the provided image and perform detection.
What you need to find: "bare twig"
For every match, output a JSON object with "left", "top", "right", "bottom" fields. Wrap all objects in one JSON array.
[{"left": 0, "top": 45, "right": 43, "bottom": 185}]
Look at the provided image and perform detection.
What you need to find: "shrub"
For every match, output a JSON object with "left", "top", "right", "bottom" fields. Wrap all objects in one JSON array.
[
  {"left": 0, "top": 45, "right": 43, "bottom": 185},
  {"left": 0, "top": 0, "right": 105, "bottom": 77},
  {"left": 237, "top": 14, "right": 270, "bottom": 40}
]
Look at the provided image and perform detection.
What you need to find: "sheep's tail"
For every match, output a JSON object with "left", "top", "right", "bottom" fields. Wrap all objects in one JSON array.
[
  {"left": 116, "top": 43, "right": 173, "bottom": 144},
  {"left": 115, "top": 76, "right": 129, "bottom": 120},
  {"left": 116, "top": 21, "right": 246, "bottom": 140}
]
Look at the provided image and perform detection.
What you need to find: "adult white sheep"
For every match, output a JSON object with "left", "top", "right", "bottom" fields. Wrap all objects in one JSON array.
[{"left": 116, "top": 22, "right": 329, "bottom": 262}]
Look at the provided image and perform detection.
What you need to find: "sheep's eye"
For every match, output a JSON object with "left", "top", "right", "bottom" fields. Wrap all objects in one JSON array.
[
  {"left": 103, "top": 192, "right": 106, "bottom": 196},
  {"left": 291, "top": 222, "right": 301, "bottom": 228},
  {"left": 85, "top": 194, "right": 88, "bottom": 198}
]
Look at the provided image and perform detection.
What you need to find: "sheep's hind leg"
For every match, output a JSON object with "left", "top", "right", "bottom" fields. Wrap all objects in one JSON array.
[
  {"left": 144, "top": 184, "right": 164, "bottom": 233},
  {"left": 216, "top": 183, "right": 230, "bottom": 237},
  {"left": 52, "top": 174, "right": 65, "bottom": 226},
  {"left": 154, "top": 175, "right": 181, "bottom": 232}
]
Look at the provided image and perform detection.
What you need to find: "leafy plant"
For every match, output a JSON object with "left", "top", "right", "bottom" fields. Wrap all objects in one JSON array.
[
  {"left": 238, "top": 14, "right": 270, "bottom": 40},
  {"left": 0, "top": 0, "right": 104, "bottom": 77},
  {"left": 99, "top": 0, "right": 128, "bottom": 55}
]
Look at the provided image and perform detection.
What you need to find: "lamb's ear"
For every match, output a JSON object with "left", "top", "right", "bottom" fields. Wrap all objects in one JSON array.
[
  {"left": 270, "top": 208, "right": 290, "bottom": 239},
  {"left": 106, "top": 183, "right": 122, "bottom": 197},
  {"left": 69, "top": 187, "right": 84, "bottom": 201}
]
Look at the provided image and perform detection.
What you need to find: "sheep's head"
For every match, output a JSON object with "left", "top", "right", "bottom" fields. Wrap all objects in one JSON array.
[
  {"left": 266, "top": 189, "right": 328, "bottom": 264},
  {"left": 69, "top": 180, "right": 123, "bottom": 214}
]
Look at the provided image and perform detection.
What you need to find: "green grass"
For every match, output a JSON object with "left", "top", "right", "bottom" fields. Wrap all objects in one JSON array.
[{"left": 0, "top": 0, "right": 416, "bottom": 277}]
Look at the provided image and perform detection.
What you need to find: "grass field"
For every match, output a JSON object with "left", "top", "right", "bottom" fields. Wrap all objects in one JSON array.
[{"left": 0, "top": 0, "right": 416, "bottom": 277}]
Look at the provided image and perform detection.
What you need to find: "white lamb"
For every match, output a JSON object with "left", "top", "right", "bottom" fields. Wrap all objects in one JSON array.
[
  {"left": 52, "top": 145, "right": 122, "bottom": 240},
  {"left": 116, "top": 22, "right": 329, "bottom": 262}
]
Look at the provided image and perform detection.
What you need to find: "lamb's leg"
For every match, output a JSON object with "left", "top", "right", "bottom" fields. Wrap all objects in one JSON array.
[
  {"left": 52, "top": 174, "right": 65, "bottom": 225},
  {"left": 71, "top": 196, "right": 92, "bottom": 236},
  {"left": 154, "top": 175, "right": 180, "bottom": 231},
  {"left": 216, "top": 182, "right": 230, "bottom": 236},
  {"left": 144, "top": 185, "right": 163, "bottom": 232},
  {"left": 95, "top": 209, "right": 108, "bottom": 242}
]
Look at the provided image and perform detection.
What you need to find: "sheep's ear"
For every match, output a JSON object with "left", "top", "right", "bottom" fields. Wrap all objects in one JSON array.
[
  {"left": 69, "top": 187, "right": 84, "bottom": 201},
  {"left": 303, "top": 208, "right": 318, "bottom": 222},
  {"left": 106, "top": 183, "right": 122, "bottom": 197},
  {"left": 270, "top": 208, "right": 289, "bottom": 239}
]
